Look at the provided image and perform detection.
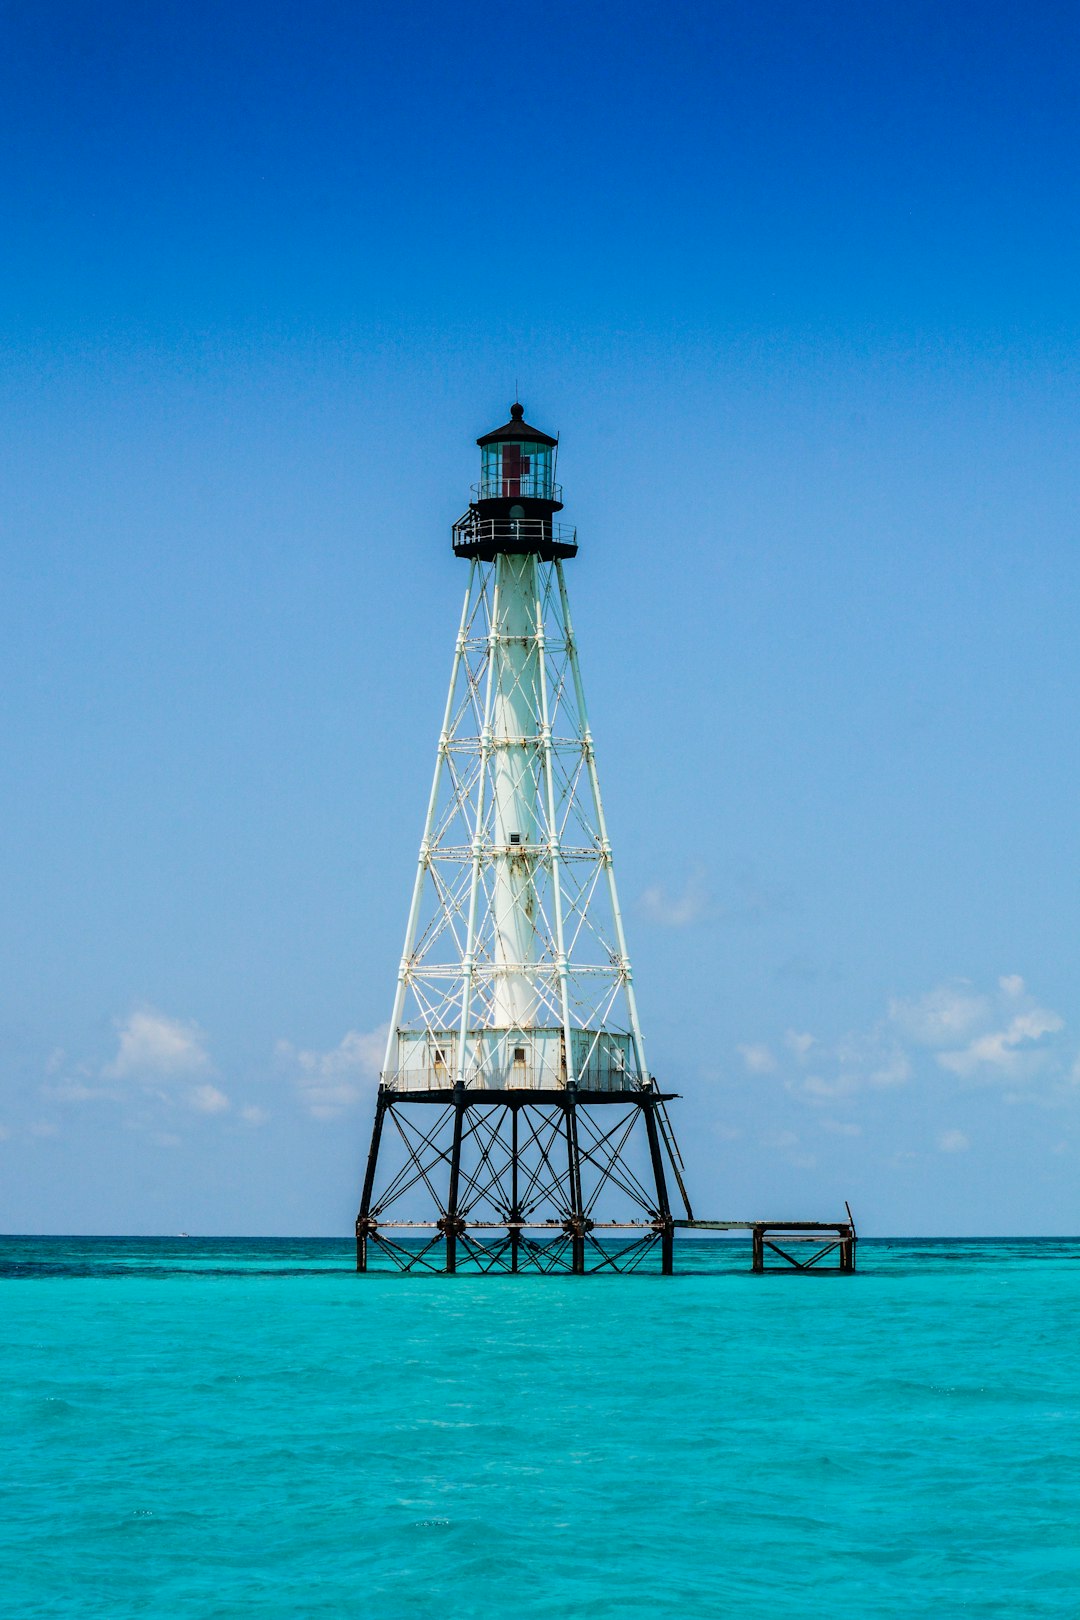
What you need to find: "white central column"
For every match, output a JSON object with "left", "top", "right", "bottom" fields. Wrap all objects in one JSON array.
[{"left": 490, "top": 552, "right": 541, "bottom": 1028}]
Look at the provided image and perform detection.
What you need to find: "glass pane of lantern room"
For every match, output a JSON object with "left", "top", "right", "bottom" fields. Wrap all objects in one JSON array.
[
  {"left": 524, "top": 443, "right": 551, "bottom": 498},
  {"left": 481, "top": 444, "right": 500, "bottom": 499}
]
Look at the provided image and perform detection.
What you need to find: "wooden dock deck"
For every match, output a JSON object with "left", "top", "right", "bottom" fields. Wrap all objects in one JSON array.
[{"left": 675, "top": 1205, "right": 857, "bottom": 1272}]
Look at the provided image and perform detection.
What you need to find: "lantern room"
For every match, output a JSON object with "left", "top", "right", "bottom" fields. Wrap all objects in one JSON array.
[{"left": 474, "top": 403, "right": 562, "bottom": 511}]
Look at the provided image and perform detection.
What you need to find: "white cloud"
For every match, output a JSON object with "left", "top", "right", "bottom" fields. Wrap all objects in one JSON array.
[
  {"left": 189, "top": 1083, "right": 230, "bottom": 1115},
  {"left": 838, "top": 1038, "right": 912, "bottom": 1090},
  {"left": 937, "top": 1006, "right": 1064, "bottom": 1083},
  {"left": 240, "top": 1105, "right": 268, "bottom": 1126},
  {"left": 889, "top": 983, "right": 990, "bottom": 1047},
  {"left": 738, "top": 1043, "right": 776, "bottom": 1074},
  {"left": 638, "top": 868, "right": 710, "bottom": 928},
  {"left": 0, "top": 1125, "right": 11, "bottom": 1142},
  {"left": 763, "top": 1129, "right": 800, "bottom": 1151},
  {"left": 104, "top": 1009, "right": 210, "bottom": 1080},
  {"left": 789, "top": 1035, "right": 910, "bottom": 1104},
  {"left": 798, "top": 1074, "right": 848, "bottom": 1101},
  {"left": 28, "top": 1121, "right": 59, "bottom": 1138},
  {"left": 279, "top": 1024, "right": 388, "bottom": 1121},
  {"left": 785, "top": 1031, "right": 816, "bottom": 1060},
  {"left": 877, "top": 1051, "right": 912, "bottom": 1087},
  {"left": 741, "top": 974, "right": 1075, "bottom": 1142},
  {"left": 43, "top": 1078, "right": 120, "bottom": 1104},
  {"left": 774, "top": 971, "right": 1065, "bottom": 1108},
  {"left": 883, "top": 975, "right": 1068, "bottom": 1089}
]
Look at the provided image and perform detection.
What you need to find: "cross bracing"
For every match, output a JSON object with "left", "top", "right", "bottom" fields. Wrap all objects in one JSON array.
[
  {"left": 354, "top": 1087, "right": 690, "bottom": 1275},
  {"left": 382, "top": 554, "right": 649, "bottom": 1094}
]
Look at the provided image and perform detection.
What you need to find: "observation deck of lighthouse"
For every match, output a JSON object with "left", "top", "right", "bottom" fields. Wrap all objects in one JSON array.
[{"left": 451, "top": 511, "right": 578, "bottom": 561}]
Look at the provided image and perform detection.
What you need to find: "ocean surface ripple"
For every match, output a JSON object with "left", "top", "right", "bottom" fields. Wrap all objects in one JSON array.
[{"left": 2, "top": 1235, "right": 1078, "bottom": 1618}]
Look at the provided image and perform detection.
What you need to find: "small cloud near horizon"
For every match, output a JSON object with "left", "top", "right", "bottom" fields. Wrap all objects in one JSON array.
[
  {"left": 278, "top": 1024, "right": 389, "bottom": 1120},
  {"left": 890, "top": 977, "right": 1065, "bottom": 1086},
  {"left": 749, "top": 972, "right": 1072, "bottom": 1115},
  {"left": 104, "top": 1009, "right": 211, "bottom": 1081}
]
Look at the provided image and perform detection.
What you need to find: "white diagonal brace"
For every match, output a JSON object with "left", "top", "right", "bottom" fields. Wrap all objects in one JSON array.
[
  {"left": 382, "top": 562, "right": 477, "bottom": 1081},
  {"left": 555, "top": 560, "right": 649, "bottom": 1087}
]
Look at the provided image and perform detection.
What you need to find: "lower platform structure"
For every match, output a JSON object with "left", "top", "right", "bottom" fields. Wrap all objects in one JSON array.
[
  {"left": 355, "top": 1082, "right": 856, "bottom": 1276},
  {"left": 678, "top": 1208, "right": 858, "bottom": 1273},
  {"left": 355, "top": 1081, "right": 693, "bottom": 1274}
]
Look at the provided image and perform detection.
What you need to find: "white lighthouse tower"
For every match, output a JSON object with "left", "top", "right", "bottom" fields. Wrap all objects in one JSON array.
[{"left": 356, "top": 405, "right": 692, "bottom": 1273}]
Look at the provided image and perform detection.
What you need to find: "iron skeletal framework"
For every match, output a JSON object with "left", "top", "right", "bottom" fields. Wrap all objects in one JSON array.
[{"left": 356, "top": 406, "right": 692, "bottom": 1273}]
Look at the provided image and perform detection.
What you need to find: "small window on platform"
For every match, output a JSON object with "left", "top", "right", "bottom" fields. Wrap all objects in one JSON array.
[
  {"left": 513, "top": 1047, "right": 526, "bottom": 1063},
  {"left": 432, "top": 1046, "right": 447, "bottom": 1067},
  {"left": 509, "top": 832, "right": 521, "bottom": 845}
]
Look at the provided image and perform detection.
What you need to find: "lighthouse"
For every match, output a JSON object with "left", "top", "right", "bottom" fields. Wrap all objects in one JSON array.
[{"left": 355, "top": 405, "right": 693, "bottom": 1273}]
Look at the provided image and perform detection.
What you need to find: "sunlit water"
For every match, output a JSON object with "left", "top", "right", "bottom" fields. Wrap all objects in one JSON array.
[{"left": 3, "top": 1236, "right": 1079, "bottom": 1617}]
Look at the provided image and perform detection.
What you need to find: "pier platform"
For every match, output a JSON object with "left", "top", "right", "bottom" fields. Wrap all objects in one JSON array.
[{"left": 676, "top": 1206, "right": 857, "bottom": 1272}]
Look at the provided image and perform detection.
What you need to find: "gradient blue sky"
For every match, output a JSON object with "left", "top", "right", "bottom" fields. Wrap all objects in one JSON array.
[{"left": 3, "top": 1, "right": 1079, "bottom": 1234}]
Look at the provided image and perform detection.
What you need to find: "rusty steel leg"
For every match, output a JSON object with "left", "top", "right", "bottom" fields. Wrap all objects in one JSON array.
[
  {"left": 510, "top": 1102, "right": 521, "bottom": 1274},
  {"left": 752, "top": 1226, "right": 764, "bottom": 1273},
  {"left": 564, "top": 1085, "right": 586, "bottom": 1274},
  {"left": 443, "top": 1082, "right": 466, "bottom": 1274},
  {"left": 642, "top": 1091, "right": 674, "bottom": 1275},
  {"left": 356, "top": 1087, "right": 389, "bottom": 1272}
]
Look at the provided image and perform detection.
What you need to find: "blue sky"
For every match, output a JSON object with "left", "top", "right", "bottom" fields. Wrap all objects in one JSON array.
[{"left": 3, "top": 1, "right": 1079, "bottom": 1234}]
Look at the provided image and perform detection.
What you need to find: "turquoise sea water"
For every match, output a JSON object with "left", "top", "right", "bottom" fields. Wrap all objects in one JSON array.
[{"left": 3, "top": 1236, "right": 1079, "bottom": 1618}]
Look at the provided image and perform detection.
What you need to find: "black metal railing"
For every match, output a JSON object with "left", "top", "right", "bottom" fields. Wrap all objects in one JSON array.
[
  {"left": 472, "top": 476, "right": 563, "bottom": 503},
  {"left": 452, "top": 514, "right": 578, "bottom": 553}
]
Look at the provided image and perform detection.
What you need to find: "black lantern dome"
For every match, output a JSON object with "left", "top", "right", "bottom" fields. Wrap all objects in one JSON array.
[{"left": 453, "top": 403, "right": 576, "bottom": 561}]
